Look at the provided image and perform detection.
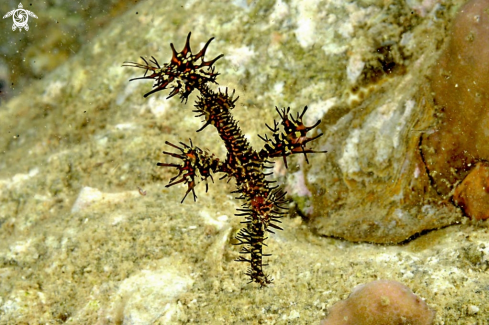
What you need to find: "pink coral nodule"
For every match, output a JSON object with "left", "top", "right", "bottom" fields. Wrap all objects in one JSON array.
[{"left": 321, "top": 280, "right": 435, "bottom": 325}]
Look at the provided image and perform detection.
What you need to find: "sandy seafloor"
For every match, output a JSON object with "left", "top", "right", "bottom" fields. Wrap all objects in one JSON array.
[{"left": 1, "top": 0, "right": 489, "bottom": 324}]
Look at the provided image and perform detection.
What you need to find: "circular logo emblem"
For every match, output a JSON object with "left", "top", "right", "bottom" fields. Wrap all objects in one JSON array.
[{"left": 2, "top": 3, "right": 38, "bottom": 31}]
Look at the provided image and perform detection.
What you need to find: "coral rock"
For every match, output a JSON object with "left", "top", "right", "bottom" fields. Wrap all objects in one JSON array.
[
  {"left": 321, "top": 280, "right": 435, "bottom": 325},
  {"left": 422, "top": 0, "right": 489, "bottom": 214},
  {"left": 306, "top": 1, "right": 467, "bottom": 244}
]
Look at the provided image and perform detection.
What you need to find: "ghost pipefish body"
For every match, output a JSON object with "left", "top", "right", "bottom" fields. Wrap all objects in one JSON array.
[{"left": 123, "top": 32, "right": 325, "bottom": 287}]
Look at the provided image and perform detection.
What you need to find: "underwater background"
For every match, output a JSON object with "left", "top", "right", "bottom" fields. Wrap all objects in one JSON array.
[{"left": 1, "top": 0, "right": 488, "bottom": 324}]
